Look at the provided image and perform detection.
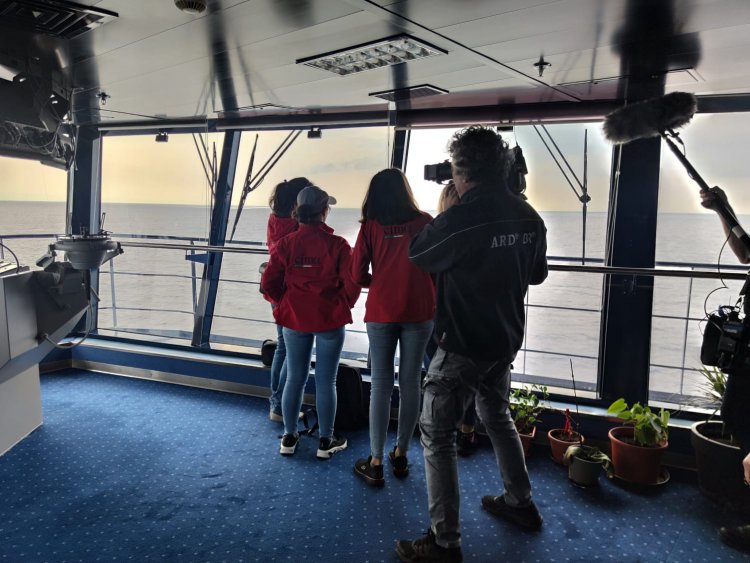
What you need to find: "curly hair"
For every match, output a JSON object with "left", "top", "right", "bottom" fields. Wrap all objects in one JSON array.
[{"left": 448, "top": 125, "right": 511, "bottom": 186}]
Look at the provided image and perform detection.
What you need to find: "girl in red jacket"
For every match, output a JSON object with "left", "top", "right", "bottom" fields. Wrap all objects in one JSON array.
[
  {"left": 351, "top": 168, "right": 436, "bottom": 486},
  {"left": 261, "top": 185, "right": 360, "bottom": 459},
  {"left": 265, "top": 177, "right": 312, "bottom": 422}
]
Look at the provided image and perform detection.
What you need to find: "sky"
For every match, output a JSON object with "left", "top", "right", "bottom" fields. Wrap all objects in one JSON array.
[{"left": 1, "top": 113, "right": 748, "bottom": 215}]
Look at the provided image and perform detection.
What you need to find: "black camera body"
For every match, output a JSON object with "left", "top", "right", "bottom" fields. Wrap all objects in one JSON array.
[
  {"left": 701, "top": 305, "right": 750, "bottom": 375},
  {"left": 424, "top": 160, "right": 453, "bottom": 183},
  {"left": 423, "top": 145, "right": 528, "bottom": 196}
]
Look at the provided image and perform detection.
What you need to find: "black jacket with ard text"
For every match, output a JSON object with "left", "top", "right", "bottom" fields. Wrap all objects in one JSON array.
[{"left": 409, "top": 186, "right": 548, "bottom": 361}]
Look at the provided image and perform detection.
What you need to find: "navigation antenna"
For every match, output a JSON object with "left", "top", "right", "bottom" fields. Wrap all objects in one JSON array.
[
  {"left": 531, "top": 125, "right": 591, "bottom": 264},
  {"left": 229, "top": 129, "right": 303, "bottom": 242}
]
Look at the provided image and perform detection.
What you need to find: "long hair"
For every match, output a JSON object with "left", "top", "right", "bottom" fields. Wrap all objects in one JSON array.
[
  {"left": 269, "top": 177, "right": 312, "bottom": 217},
  {"left": 360, "top": 168, "right": 421, "bottom": 225},
  {"left": 448, "top": 125, "right": 510, "bottom": 187}
]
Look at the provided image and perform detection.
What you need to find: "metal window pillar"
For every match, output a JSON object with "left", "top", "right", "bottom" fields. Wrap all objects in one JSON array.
[
  {"left": 67, "top": 126, "right": 103, "bottom": 331},
  {"left": 191, "top": 130, "right": 241, "bottom": 348},
  {"left": 597, "top": 110, "right": 662, "bottom": 405},
  {"left": 391, "top": 129, "right": 409, "bottom": 170}
]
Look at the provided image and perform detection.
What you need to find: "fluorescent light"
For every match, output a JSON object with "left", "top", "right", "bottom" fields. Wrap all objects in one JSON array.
[
  {"left": 0, "top": 63, "right": 19, "bottom": 82},
  {"left": 297, "top": 35, "right": 446, "bottom": 76}
]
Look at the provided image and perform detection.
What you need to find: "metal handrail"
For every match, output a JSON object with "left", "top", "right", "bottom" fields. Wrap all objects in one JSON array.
[{"left": 2, "top": 232, "right": 746, "bottom": 401}]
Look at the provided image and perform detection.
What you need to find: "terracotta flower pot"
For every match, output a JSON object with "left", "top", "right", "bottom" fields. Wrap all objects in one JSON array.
[
  {"left": 608, "top": 426, "right": 667, "bottom": 484},
  {"left": 517, "top": 425, "right": 536, "bottom": 457},
  {"left": 547, "top": 429, "right": 584, "bottom": 465}
]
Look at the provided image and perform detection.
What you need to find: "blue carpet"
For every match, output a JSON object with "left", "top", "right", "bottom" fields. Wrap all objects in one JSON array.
[{"left": 0, "top": 370, "right": 746, "bottom": 562}]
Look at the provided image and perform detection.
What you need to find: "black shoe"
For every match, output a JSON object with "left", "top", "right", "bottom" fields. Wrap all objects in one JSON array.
[
  {"left": 395, "top": 528, "right": 463, "bottom": 562},
  {"left": 457, "top": 431, "right": 477, "bottom": 457},
  {"left": 280, "top": 433, "right": 299, "bottom": 455},
  {"left": 389, "top": 447, "right": 409, "bottom": 478},
  {"left": 720, "top": 524, "right": 750, "bottom": 553},
  {"left": 354, "top": 456, "right": 385, "bottom": 486},
  {"left": 481, "top": 495, "right": 543, "bottom": 531},
  {"left": 317, "top": 434, "right": 347, "bottom": 459}
]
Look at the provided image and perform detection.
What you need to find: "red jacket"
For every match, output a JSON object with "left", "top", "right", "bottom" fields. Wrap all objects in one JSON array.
[
  {"left": 266, "top": 214, "right": 298, "bottom": 252},
  {"left": 261, "top": 222, "right": 361, "bottom": 332},
  {"left": 351, "top": 213, "right": 435, "bottom": 323}
]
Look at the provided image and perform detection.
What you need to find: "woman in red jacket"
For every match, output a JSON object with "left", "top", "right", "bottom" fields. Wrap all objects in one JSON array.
[
  {"left": 261, "top": 185, "right": 360, "bottom": 459},
  {"left": 265, "top": 177, "right": 312, "bottom": 422},
  {"left": 351, "top": 168, "right": 435, "bottom": 486}
]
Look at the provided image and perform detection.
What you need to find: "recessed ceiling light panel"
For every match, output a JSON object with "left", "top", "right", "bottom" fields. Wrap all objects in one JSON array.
[{"left": 297, "top": 35, "right": 446, "bottom": 76}]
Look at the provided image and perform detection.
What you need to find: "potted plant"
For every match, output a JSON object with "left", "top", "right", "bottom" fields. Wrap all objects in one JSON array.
[
  {"left": 607, "top": 398, "right": 669, "bottom": 485},
  {"left": 690, "top": 366, "right": 750, "bottom": 510},
  {"left": 510, "top": 384, "right": 548, "bottom": 456},
  {"left": 548, "top": 408, "right": 584, "bottom": 465},
  {"left": 563, "top": 444, "right": 614, "bottom": 487}
]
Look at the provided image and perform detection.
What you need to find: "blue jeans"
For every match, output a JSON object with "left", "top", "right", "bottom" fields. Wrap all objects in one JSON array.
[
  {"left": 367, "top": 320, "right": 433, "bottom": 460},
  {"left": 269, "top": 322, "right": 287, "bottom": 414},
  {"left": 421, "top": 348, "right": 532, "bottom": 548},
  {"left": 281, "top": 326, "right": 346, "bottom": 439}
]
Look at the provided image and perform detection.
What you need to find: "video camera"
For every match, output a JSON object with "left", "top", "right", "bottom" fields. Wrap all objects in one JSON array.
[
  {"left": 423, "top": 145, "right": 528, "bottom": 197},
  {"left": 701, "top": 304, "right": 750, "bottom": 375}
]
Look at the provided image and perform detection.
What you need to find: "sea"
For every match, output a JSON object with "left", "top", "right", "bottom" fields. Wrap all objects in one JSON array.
[{"left": 1, "top": 200, "right": 746, "bottom": 403}]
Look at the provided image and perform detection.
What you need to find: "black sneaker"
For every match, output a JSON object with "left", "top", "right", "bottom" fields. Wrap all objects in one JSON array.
[
  {"left": 481, "top": 495, "right": 543, "bottom": 531},
  {"left": 279, "top": 433, "right": 299, "bottom": 455},
  {"left": 457, "top": 431, "right": 477, "bottom": 457},
  {"left": 389, "top": 447, "right": 409, "bottom": 478},
  {"left": 354, "top": 456, "right": 385, "bottom": 486},
  {"left": 395, "top": 528, "right": 463, "bottom": 562},
  {"left": 317, "top": 434, "right": 347, "bottom": 459},
  {"left": 720, "top": 525, "right": 750, "bottom": 553}
]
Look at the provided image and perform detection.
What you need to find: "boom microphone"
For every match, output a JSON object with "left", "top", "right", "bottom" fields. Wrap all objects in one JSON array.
[{"left": 602, "top": 92, "right": 697, "bottom": 144}]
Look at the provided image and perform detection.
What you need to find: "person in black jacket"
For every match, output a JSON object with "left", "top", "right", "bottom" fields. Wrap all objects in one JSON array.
[
  {"left": 700, "top": 186, "right": 750, "bottom": 554},
  {"left": 395, "top": 126, "right": 548, "bottom": 563}
]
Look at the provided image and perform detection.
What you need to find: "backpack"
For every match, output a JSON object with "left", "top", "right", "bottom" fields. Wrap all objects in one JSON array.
[
  {"left": 334, "top": 363, "right": 368, "bottom": 431},
  {"left": 261, "top": 339, "right": 276, "bottom": 367}
]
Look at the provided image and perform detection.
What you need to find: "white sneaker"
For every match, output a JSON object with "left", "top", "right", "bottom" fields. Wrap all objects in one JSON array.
[
  {"left": 316, "top": 434, "right": 347, "bottom": 459},
  {"left": 280, "top": 433, "right": 299, "bottom": 455}
]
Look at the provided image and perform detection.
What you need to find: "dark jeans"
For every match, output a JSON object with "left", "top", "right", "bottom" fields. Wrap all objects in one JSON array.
[
  {"left": 722, "top": 373, "right": 750, "bottom": 455},
  {"left": 420, "top": 348, "right": 532, "bottom": 548}
]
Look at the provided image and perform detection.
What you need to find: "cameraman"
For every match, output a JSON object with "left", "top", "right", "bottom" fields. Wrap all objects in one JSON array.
[
  {"left": 701, "top": 186, "right": 750, "bottom": 553},
  {"left": 396, "top": 126, "right": 548, "bottom": 562}
]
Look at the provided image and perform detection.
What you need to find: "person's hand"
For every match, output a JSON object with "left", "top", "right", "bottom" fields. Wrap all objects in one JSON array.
[
  {"left": 700, "top": 186, "right": 729, "bottom": 211},
  {"left": 743, "top": 452, "right": 750, "bottom": 485}
]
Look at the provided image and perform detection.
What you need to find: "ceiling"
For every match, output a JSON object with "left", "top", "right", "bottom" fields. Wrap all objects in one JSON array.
[{"left": 1, "top": 0, "right": 750, "bottom": 128}]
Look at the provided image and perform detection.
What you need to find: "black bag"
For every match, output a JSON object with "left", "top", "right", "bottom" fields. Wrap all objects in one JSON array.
[
  {"left": 261, "top": 339, "right": 277, "bottom": 367},
  {"left": 334, "top": 363, "right": 368, "bottom": 431}
]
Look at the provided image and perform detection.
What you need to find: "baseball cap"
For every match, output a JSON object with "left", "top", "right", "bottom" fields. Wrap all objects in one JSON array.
[{"left": 296, "top": 185, "right": 337, "bottom": 210}]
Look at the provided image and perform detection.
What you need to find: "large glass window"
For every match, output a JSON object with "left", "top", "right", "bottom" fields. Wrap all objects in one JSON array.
[
  {"left": 98, "top": 131, "right": 221, "bottom": 342},
  {"left": 652, "top": 112, "right": 750, "bottom": 406},
  {"left": 405, "top": 123, "right": 613, "bottom": 392},
  {"left": 0, "top": 157, "right": 66, "bottom": 267},
  {"left": 210, "top": 126, "right": 392, "bottom": 359}
]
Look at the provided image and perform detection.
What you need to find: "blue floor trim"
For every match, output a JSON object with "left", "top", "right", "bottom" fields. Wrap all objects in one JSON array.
[{"left": 0, "top": 370, "right": 745, "bottom": 562}]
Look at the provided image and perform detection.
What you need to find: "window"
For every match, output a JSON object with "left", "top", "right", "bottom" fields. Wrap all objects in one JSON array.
[
  {"left": 405, "top": 123, "right": 613, "bottom": 392},
  {"left": 0, "top": 156, "right": 66, "bottom": 267},
  {"left": 210, "top": 127, "right": 391, "bottom": 358},
  {"left": 98, "top": 131, "right": 220, "bottom": 342},
  {"left": 651, "top": 112, "right": 750, "bottom": 406}
]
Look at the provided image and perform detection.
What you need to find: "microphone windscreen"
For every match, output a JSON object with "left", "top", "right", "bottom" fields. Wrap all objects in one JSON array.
[{"left": 603, "top": 92, "right": 697, "bottom": 144}]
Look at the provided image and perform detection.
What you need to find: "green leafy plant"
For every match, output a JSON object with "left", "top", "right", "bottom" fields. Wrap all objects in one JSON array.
[
  {"left": 607, "top": 398, "right": 669, "bottom": 447},
  {"left": 510, "top": 384, "right": 548, "bottom": 434},
  {"left": 697, "top": 365, "right": 727, "bottom": 413},
  {"left": 563, "top": 444, "right": 614, "bottom": 478}
]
